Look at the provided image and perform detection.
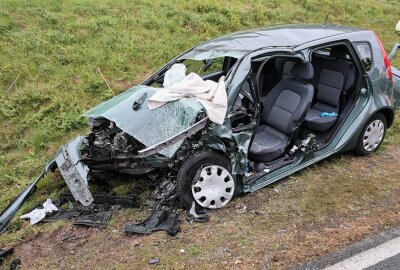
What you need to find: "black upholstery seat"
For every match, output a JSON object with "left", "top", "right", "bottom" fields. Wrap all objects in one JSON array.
[
  {"left": 249, "top": 62, "right": 314, "bottom": 162},
  {"left": 304, "top": 46, "right": 356, "bottom": 132},
  {"left": 275, "top": 58, "right": 297, "bottom": 80}
]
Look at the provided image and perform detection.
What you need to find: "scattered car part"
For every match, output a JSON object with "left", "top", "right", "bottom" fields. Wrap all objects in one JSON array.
[
  {"left": 55, "top": 136, "right": 93, "bottom": 206},
  {"left": 187, "top": 202, "right": 209, "bottom": 223},
  {"left": 41, "top": 208, "right": 81, "bottom": 222},
  {"left": 42, "top": 193, "right": 138, "bottom": 228},
  {"left": 125, "top": 208, "right": 179, "bottom": 236},
  {"left": 148, "top": 257, "right": 160, "bottom": 265},
  {"left": 0, "top": 248, "right": 14, "bottom": 264},
  {"left": 10, "top": 258, "right": 21, "bottom": 270},
  {"left": 0, "top": 159, "right": 57, "bottom": 234},
  {"left": 176, "top": 151, "right": 233, "bottom": 209},
  {"left": 73, "top": 211, "right": 113, "bottom": 228},
  {"left": 43, "top": 204, "right": 117, "bottom": 228},
  {"left": 58, "top": 193, "right": 138, "bottom": 208},
  {"left": 125, "top": 202, "right": 179, "bottom": 236}
]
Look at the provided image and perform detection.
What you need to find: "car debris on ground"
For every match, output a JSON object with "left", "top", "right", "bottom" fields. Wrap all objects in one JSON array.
[
  {"left": 148, "top": 257, "right": 160, "bottom": 265},
  {"left": 0, "top": 247, "right": 14, "bottom": 264}
]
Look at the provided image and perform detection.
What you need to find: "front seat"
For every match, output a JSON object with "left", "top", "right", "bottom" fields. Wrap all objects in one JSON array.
[{"left": 248, "top": 62, "right": 314, "bottom": 162}]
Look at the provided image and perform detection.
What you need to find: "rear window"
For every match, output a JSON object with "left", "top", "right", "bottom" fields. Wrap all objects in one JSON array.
[{"left": 354, "top": 43, "right": 373, "bottom": 72}]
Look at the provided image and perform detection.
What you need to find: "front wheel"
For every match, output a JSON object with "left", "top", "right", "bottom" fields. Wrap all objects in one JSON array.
[
  {"left": 355, "top": 113, "right": 387, "bottom": 156},
  {"left": 176, "top": 151, "right": 235, "bottom": 210}
]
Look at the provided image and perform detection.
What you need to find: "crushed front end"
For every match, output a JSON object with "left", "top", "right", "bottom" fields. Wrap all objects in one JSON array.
[{"left": 54, "top": 85, "right": 208, "bottom": 206}]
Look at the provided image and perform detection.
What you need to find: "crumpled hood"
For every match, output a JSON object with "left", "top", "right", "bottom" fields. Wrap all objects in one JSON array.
[{"left": 83, "top": 85, "right": 203, "bottom": 158}]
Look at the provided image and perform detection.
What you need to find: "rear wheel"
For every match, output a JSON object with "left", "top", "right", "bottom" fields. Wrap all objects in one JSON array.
[
  {"left": 355, "top": 113, "right": 387, "bottom": 156},
  {"left": 176, "top": 151, "right": 234, "bottom": 209}
]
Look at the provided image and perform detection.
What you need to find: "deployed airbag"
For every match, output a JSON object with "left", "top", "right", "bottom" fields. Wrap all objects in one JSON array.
[{"left": 148, "top": 73, "right": 227, "bottom": 124}]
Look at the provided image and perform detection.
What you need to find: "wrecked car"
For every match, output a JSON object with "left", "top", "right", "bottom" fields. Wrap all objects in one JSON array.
[{"left": 1, "top": 24, "right": 399, "bottom": 232}]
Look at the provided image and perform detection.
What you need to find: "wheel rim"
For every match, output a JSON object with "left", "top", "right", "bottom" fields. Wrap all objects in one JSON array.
[
  {"left": 363, "top": 119, "right": 384, "bottom": 152},
  {"left": 191, "top": 165, "right": 234, "bottom": 209}
]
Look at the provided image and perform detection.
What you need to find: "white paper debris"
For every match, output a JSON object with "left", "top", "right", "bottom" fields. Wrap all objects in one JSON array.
[{"left": 20, "top": 198, "right": 58, "bottom": 225}]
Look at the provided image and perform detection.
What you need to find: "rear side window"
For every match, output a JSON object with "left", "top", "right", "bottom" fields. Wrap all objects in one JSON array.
[{"left": 354, "top": 43, "right": 373, "bottom": 72}]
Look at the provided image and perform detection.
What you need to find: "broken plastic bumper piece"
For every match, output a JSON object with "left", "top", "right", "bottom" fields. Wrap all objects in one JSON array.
[{"left": 55, "top": 136, "right": 93, "bottom": 206}]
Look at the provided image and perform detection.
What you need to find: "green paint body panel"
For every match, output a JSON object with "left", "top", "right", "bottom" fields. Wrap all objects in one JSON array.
[{"left": 79, "top": 24, "right": 398, "bottom": 194}]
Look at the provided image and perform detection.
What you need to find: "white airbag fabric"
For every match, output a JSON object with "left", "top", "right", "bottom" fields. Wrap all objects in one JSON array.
[
  {"left": 148, "top": 73, "right": 227, "bottom": 124},
  {"left": 20, "top": 198, "right": 58, "bottom": 225},
  {"left": 163, "top": 63, "right": 187, "bottom": 87}
]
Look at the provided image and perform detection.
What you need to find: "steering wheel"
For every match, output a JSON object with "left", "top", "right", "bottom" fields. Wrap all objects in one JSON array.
[{"left": 239, "top": 89, "right": 255, "bottom": 107}]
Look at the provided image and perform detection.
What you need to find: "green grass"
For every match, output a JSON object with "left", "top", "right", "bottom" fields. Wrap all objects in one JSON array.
[{"left": 1, "top": 0, "right": 400, "bottom": 260}]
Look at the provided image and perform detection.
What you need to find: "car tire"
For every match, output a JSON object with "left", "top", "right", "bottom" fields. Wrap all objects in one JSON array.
[
  {"left": 176, "top": 150, "right": 234, "bottom": 210},
  {"left": 355, "top": 113, "right": 387, "bottom": 156}
]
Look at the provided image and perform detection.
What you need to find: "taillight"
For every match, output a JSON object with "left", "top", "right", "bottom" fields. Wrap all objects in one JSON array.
[{"left": 374, "top": 32, "right": 393, "bottom": 84}]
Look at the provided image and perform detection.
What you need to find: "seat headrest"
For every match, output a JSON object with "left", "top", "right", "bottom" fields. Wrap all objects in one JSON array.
[
  {"left": 330, "top": 46, "right": 348, "bottom": 59},
  {"left": 291, "top": 62, "right": 314, "bottom": 80}
]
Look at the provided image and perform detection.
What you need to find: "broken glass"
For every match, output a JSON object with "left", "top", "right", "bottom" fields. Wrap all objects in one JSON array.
[{"left": 83, "top": 86, "right": 204, "bottom": 158}]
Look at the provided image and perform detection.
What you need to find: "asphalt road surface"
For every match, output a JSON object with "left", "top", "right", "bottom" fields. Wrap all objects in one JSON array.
[{"left": 298, "top": 227, "right": 400, "bottom": 270}]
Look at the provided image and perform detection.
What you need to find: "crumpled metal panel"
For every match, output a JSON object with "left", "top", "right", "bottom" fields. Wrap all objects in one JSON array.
[
  {"left": 55, "top": 136, "right": 93, "bottom": 206},
  {"left": 83, "top": 86, "right": 203, "bottom": 158},
  {"left": 200, "top": 116, "right": 253, "bottom": 185}
]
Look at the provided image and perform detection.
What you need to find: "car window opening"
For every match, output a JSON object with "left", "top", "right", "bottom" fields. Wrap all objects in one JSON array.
[{"left": 242, "top": 44, "right": 360, "bottom": 175}]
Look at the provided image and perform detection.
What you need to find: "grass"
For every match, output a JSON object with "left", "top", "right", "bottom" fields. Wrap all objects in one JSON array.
[{"left": 0, "top": 0, "right": 400, "bottom": 269}]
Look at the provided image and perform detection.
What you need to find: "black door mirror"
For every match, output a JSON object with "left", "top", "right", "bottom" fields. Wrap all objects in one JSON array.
[{"left": 202, "top": 59, "right": 213, "bottom": 72}]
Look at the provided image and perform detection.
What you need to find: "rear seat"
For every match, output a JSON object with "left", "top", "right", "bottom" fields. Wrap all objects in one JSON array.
[{"left": 304, "top": 46, "right": 356, "bottom": 132}]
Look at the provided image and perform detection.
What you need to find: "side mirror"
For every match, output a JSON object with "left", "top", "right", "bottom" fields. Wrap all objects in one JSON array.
[{"left": 202, "top": 59, "right": 213, "bottom": 72}]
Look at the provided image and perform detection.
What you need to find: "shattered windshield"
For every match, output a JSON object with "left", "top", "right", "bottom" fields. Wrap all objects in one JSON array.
[
  {"left": 83, "top": 86, "right": 203, "bottom": 158},
  {"left": 82, "top": 49, "right": 246, "bottom": 158}
]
